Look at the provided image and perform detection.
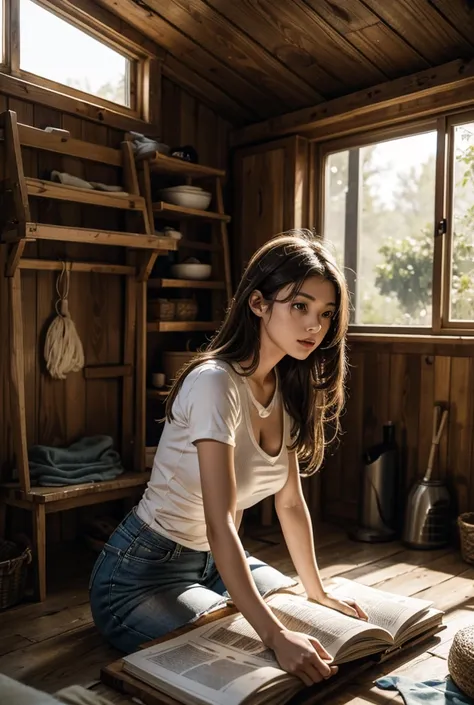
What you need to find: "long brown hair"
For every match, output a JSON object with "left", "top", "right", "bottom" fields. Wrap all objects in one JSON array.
[{"left": 165, "top": 230, "right": 350, "bottom": 474}]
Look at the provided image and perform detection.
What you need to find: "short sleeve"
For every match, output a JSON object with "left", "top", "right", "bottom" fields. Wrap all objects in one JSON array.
[{"left": 185, "top": 364, "right": 241, "bottom": 447}]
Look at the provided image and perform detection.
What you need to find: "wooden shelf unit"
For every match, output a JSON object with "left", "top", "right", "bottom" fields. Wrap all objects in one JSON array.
[
  {"left": 152, "top": 201, "right": 231, "bottom": 222},
  {"left": 137, "top": 151, "right": 233, "bottom": 461},
  {"left": 148, "top": 278, "right": 226, "bottom": 290},
  {"left": 0, "top": 109, "right": 178, "bottom": 602},
  {"left": 147, "top": 320, "right": 221, "bottom": 333},
  {"left": 147, "top": 152, "right": 225, "bottom": 179},
  {"left": 147, "top": 388, "right": 169, "bottom": 399}
]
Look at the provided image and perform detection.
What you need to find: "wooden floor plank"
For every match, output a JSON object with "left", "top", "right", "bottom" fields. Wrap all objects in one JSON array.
[
  {"left": 337, "top": 547, "right": 452, "bottom": 586},
  {"left": 0, "top": 624, "right": 121, "bottom": 693},
  {"left": 368, "top": 551, "right": 471, "bottom": 596}
]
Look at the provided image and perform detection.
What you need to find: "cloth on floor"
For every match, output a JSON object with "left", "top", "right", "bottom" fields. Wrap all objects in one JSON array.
[
  {"left": 0, "top": 675, "right": 115, "bottom": 705},
  {"left": 376, "top": 676, "right": 474, "bottom": 704},
  {"left": 50, "top": 170, "right": 128, "bottom": 195},
  {"left": 0, "top": 674, "right": 62, "bottom": 705},
  {"left": 55, "top": 685, "right": 115, "bottom": 705},
  {"left": 26, "top": 435, "right": 124, "bottom": 486}
]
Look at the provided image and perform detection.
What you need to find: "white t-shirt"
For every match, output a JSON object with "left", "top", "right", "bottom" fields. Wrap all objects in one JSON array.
[{"left": 136, "top": 359, "right": 291, "bottom": 551}]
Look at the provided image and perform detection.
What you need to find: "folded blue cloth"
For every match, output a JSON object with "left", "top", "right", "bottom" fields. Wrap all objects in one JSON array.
[
  {"left": 376, "top": 676, "right": 473, "bottom": 705},
  {"left": 26, "top": 435, "right": 124, "bottom": 486}
]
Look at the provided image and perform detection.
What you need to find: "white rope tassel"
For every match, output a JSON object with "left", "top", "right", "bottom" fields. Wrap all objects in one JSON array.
[{"left": 44, "top": 263, "right": 85, "bottom": 379}]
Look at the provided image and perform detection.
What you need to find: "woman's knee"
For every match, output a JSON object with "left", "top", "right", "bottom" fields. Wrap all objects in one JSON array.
[{"left": 246, "top": 555, "right": 298, "bottom": 597}]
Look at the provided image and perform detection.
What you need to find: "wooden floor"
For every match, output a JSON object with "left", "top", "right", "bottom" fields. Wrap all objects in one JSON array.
[{"left": 1, "top": 522, "right": 473, "bottom": 704}]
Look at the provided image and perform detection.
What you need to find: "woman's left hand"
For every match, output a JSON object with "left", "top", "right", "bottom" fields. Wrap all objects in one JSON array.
[{"left": 312, "top": 592, "right": 369, "bottom": 621}]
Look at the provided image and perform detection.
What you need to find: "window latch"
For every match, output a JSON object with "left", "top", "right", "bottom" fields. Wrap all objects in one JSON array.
[{"left": 436, "top": 218, "right": 447, "bottom": 236}]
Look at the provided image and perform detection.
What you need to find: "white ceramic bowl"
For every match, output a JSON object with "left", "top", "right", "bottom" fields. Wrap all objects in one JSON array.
[
  {"left": 170, "top": 263, "right": 212, "bottom": 280},
  {"left": 163, "top": 186, "right": 204, "bottom": 193},
  {"left": 160, "top": 188, "right": 212, "bottom": 210}
]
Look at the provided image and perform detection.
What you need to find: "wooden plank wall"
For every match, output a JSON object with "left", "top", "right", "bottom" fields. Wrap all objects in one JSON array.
[
  {"left": 321, "top": 340, "right": 474, "bottom": 525},
  {"left": 0, "top": 77, "right": 231, "bottom": 541}
]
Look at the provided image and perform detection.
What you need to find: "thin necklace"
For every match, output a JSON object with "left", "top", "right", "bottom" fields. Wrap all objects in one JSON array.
[{"left": 242, "top": 371, "right": 279, "bottom": 419}]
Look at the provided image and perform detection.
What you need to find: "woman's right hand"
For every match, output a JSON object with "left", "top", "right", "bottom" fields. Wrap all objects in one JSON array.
[{"left": 270, "top": 629, "right": 338, "bottom": 686}]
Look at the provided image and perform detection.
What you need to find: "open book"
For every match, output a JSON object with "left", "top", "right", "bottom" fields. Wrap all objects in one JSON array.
[{"left": 122, "top": 578, "right": 443, "bottom": 705}]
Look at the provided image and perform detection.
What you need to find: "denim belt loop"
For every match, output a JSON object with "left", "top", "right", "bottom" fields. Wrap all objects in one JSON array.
[
  {"left": 171, "top": 543, "right": 182, "bottom": 560},
  {"left": 201, "top": 551, "right": 213, "bottom": 581}
]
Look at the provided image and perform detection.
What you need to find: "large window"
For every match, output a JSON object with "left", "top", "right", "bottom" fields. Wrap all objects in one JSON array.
[
  {"left": 20, "top": 0, "right": 131, "bottom": 108},
  {"left": 321, "top": 117, "right": 474, "bottom": 333}
]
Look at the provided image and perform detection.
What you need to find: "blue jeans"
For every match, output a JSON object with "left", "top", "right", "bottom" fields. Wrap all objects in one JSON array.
[{"left": 89, "top": 508, "right": 298, "bottom": 653}]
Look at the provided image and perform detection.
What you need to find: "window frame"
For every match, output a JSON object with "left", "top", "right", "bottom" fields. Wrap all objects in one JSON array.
[
  {"left": 440, "top": 111, "right": 474, "bottom": 332},
  {"left": 315, "top": 114, "right": 474, "bottom": 336},
  {"left": 2, "top": 0, "right": 152, "bottom": 121}
]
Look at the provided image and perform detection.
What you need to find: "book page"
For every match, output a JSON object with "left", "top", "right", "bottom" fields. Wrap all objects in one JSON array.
[
  {"left": 197, "top": 594, "right": 392, "bottom": 665},
  {"left": 123, "top": 626, "right": 292, "bottom": 705},
  {"left": 260, "top": 593, "right": 392, "bottom": 660},
  {"left": 329, "top": 578, "right": 434, "bottom": 640}
]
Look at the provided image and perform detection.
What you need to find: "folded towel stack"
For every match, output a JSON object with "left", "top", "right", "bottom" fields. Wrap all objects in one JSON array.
[{"left": 27, "top": 435, "right": 124, "bottom": 487}]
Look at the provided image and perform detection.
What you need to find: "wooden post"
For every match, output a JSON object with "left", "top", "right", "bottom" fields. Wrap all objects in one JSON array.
[
  {"left": 32, "top": 503, "right": 46, "bottom": 602},
  {"left": 215, "top": 177, "right": 232, "bottom": 303},
  {"left": 0, "top": 502, "right": 6, "bottom": 539},
  {"left": 122, "top": 273, "right": 136, "bottom": 468},
  {"left": 9, "top": 269, "right": 29, "bottom": 494},
  {"left": 134, "top": 281, "right": 147, "bottom": 473}
]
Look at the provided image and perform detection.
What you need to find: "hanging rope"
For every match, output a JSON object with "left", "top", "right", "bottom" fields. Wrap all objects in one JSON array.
[{"left": 44, "top": 262, "right": 85, "bottom": 380}]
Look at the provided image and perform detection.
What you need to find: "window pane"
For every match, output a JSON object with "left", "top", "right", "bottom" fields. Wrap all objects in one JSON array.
[
  {"left": 324, "top": 132, "right": 437, "bottom": 326},
  {"left": 0, "top": 3, "right": 3, "bottom": 63},
  {"left": 20, "top": 0, "right": 130, "bottom": 107},
  {"left": 450, "top": 122, "right": 474, "bottom": 322}
]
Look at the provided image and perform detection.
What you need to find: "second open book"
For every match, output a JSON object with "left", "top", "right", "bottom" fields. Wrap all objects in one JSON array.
[{"left": 121, "top": 578, "right": 443, "bottom": 705}]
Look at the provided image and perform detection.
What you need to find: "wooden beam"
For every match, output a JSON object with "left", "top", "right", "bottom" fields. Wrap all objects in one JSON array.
[
  {"left": 17, "top": 125, "right": 121, "bottom": 165},
  {"left": 122, "top": 271, "right": 136, "bottom": 467},
  {"left": 162, "top": 54, "right": 252, "bottom": 125},
  {"left": 97, "top": 0, "right": 261, "bottom": 122},
  {"left": 26, "top": 178, "right": 145, "bottom": 209},
  {"left": 231, "top": 58, "right": 474, "bottom": 147},
  {"left": 143, "top": 57, "right": 162, "bottom": 129},
  {"left": 9, "top": 270, "right": 30, "bottom": 495},
  {"left": 0, "top": 72, "right": 160, "bottom": 133},
  {"left": 6, "top": 241, "right": 26, "bottom": 276},
  {"left": 19, "top": 259, "right": 135, "bottom": 275},
  {"left": 20, "top": 223, "right": 179, "bottom": 250}
]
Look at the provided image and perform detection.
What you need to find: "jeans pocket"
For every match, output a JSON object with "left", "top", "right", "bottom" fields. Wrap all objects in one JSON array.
[
  {"left": 88, "top": 549, "right": 107, "bottom": 591},
  {"left": 123, "top": 531, "right": 173, "bottom": 566}
]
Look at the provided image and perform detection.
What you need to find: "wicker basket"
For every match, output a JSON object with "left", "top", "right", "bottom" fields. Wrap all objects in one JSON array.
[
  {"left": 174, "top": 298, "right": 198, "bottom": 321},
  {"left": 448, "top": 624, "right": 474, "bottom": 699},
  {"left": 162, "top": 350, "right": 196, "bottom": 382},
  {"left": 458, "top": 512, "right": 474, "bottom": 565},
  {"left": 148, "top": 298, "right": 176, "bottom": 321},
  {"left": 0, "top": 539, "right": 32, "bottom": 610}
]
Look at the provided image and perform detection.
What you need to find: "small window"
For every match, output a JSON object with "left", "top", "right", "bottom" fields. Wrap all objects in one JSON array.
[
  {"left": 324, "top": 131, "right": 437, "bottom": 327},
  {"left": 19, "top": 0, "right": 131, "bottom": 108}
]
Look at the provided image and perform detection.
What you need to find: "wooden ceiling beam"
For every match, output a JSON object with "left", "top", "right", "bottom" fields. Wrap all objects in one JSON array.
[
  {"left": 360, "top": 0, "right": 473, "bottom": 64},
  {"left": 96, "top": 0, "right": 277, "bottom": 120},
  {"left": 230, "top": 58, "right": 474, "bottom": 147},
  {"left": 149, "top": 0, "right": 324, "bottom": 109},
  {"left": 161, "top": 54, "right": 255, "bottom": 125}
]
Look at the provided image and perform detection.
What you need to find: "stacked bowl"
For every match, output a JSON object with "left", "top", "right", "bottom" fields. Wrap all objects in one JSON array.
[{"left": 160, "top": 185, "right": 212, "bottom": 210}]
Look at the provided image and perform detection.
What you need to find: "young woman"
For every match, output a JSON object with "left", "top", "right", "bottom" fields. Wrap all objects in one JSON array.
[{"left": 89, "top": 230, "right": 367, "bottom": 686}]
